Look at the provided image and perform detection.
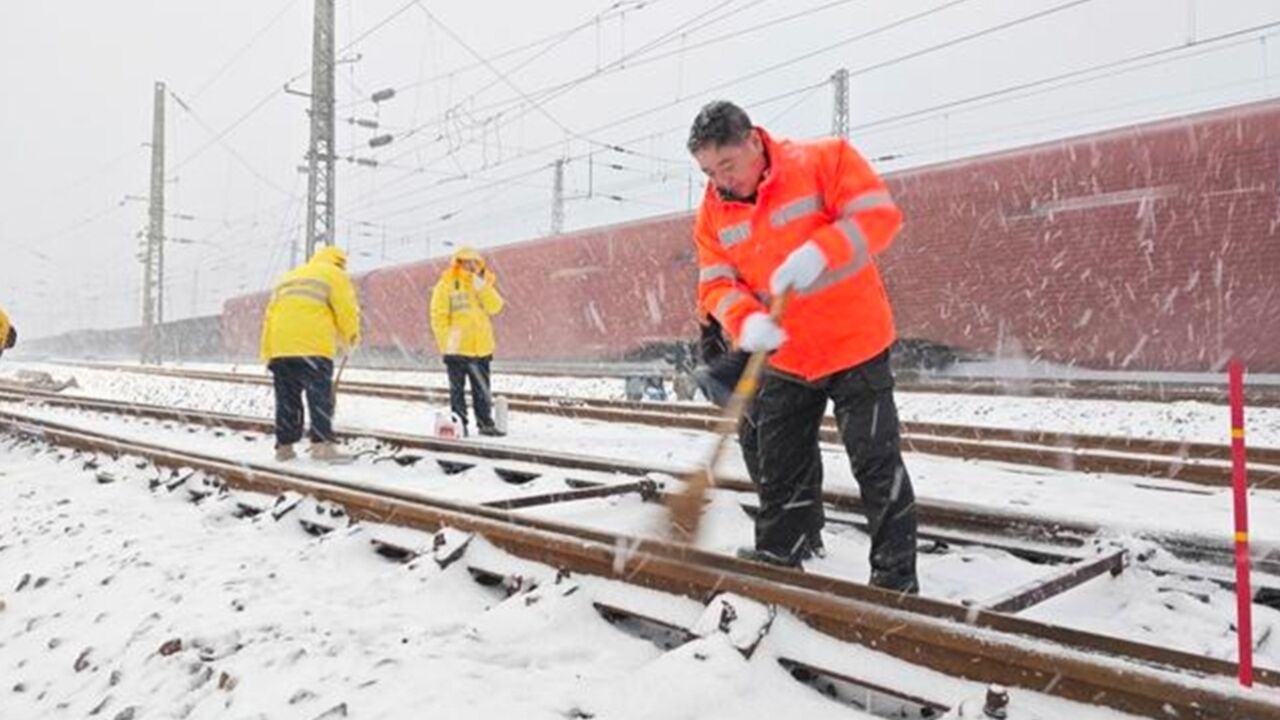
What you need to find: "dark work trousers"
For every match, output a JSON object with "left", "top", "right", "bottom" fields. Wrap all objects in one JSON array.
[
  {"left": 754, "top": 350, "right": 918, "bottom": 592},
  {"left": 695, "top": 349, "right": 825, "bottom": 548},
  {"left": 444, "top": 354, "right": 494, "bottom": 429},
  {"left": 268, "top": 357, "right": 336, "bottom": 446}
]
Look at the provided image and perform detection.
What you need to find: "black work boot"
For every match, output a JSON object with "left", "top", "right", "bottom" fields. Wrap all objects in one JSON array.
[
  {"left": 799, "top": 531, "right": 827, "bottom": 560},
  {"left": 735, "top": 547, "right": 801, "bottom": 568}
]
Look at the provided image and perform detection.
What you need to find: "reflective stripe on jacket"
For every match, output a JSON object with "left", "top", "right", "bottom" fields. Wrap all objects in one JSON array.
[
  {"left": 260, "top": 247, "right": 361, "bottom": 361},
  {"left": 693, "top": 128, "right": 903, "bottom": 381}
]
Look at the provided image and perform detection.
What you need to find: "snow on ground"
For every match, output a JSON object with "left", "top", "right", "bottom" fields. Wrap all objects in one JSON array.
[
  {"left": 6, "top": 358, "right": 1280, "bottom": 673},
  {"left": 3, "top": 401, "right": 1280, "bottom": 672},
  {"left": 895, "top": 391, "right": 1280, "bottom": 448},
  {"left": 4, "top": 362, "right": 1280, "bottom": 546},
  {"left": 0, "top": 440, "right": 1158, "bottom": 719},
  {"left": 0, "top": 403, "right": 1050, "bottom": 605},
  {"left": 939, "top": 356, "right": 1280, "bottom": 386},
  {"left": 0, "top": 445, "right": 857, "bottom": 719},
  {"left": 128, "top": 360, "right": 629, "bottom": 403},
  {"left": 18, "top": 360, "right": 1280, "bottom": 449}
]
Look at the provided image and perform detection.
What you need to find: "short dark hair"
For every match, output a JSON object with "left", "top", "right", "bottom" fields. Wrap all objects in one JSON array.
[{"left": 687, "top": 101, "right": 754, "bottom": 154}]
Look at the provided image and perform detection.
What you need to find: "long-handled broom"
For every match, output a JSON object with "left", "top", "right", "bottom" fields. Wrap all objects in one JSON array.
[
  {"left": 666, "top": 292, "right": 789, "bottom": 542},
  {"left": 331, "top": 353, "right": 349, "bottom": 410}
]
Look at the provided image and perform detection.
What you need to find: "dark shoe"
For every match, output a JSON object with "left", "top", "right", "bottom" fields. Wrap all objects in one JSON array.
[
  {"left": 797, "top": 544, "right": 827, "bottom": 561},
  {"left": 735, "top": 547, "right": 801, "bottom": 568},
  {"left": 870, "top": 572, "right": 920, "bottom": 595},
  {"left": 477, "top": 424, "right": 505, "bottom": 437},
  {"left": 798, "top": 532, "right": 827, "bottom": 560}
]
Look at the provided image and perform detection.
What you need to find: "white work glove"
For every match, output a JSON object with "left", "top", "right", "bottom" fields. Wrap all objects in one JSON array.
[
  {"left": 770, "top": 240, "right": 827, "bottom": 295},
  {"left": 738, "top": 312, "right": 786, "bottom": 352},
  {"left": 472, "top": 273, "right": 487, "bottom": 291}
]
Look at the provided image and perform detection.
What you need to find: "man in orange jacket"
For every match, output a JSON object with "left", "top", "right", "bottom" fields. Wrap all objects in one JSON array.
[
  {"left": 687, "top": 100, "right": 917, "bottom": 592},
  {"left": 692, "top": 314, "right": 825, "bottom": 558}
]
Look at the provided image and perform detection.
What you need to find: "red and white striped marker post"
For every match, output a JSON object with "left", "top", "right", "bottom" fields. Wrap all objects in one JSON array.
[{"left": 1229, "top": 358, "right": 1253, "bottom": 688}]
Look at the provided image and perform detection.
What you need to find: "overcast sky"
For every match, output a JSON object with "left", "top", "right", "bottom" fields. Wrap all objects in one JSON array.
[{"left": 3, "top": 0, "right": 1279, "bottom": 337}]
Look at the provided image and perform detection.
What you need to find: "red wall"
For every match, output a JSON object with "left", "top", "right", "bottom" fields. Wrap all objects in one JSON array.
[
  {"left": 884, "top": 99, "right": 1280, "bottom": 371},
  {"left": 224, "top": 100, "right": 1280, "bottom": 371}
]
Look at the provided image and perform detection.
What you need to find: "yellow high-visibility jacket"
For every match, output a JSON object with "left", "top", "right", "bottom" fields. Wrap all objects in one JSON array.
[
  {"left": 429, "top": 247, "right": 504, "bottom": 357},
  {"left": 260, "top": 246, "right": 361, "bottom": 361},
  {"left": 0, "top": 306, "right": 12, "bottom": 352}
]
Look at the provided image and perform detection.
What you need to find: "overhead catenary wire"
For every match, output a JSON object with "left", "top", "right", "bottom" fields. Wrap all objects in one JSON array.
[
  {"left": 375, "top": 0, "right": 778, "bottom": 167},
  {"left": 6, "top": 0, "right": 430, "bottom": 332},
  {"left": 170, "top": 0, "right": 420, "bottom": 176},
  {"left": 169, "top": 83, "right": 294, "bottom": 175},
  {"left": 881, "top": 73, "right": 1280, "bottom": 169},
  {"left": 342, "top": 0, "right": 1116, "bottom": 247},
  {"left": 408, "top": 1, "right": 584, "bottom": 146},
  {"left": 189, "top": 0, "right": 306, "bottom": 100},
  {"left": 12, "top": 144, "right": 147, "bottom": 212},
  {"left": 356, "top": 9, "right": 975, "bottom": 217},
  {"left": 852, "top": 15, "right": 1280, "bottom": 138},
  {"left": 348, "top": 81, "right": 825, "bottom": 225},
  {"left": 413, "top": 0, "right": 858, "bottom": 120},
  {"left": 233, "top": 8, "right": 1280, "bottom": 269},
  {"left": 337, "top": 0, "right": 674, "bottom": 112},
  {"left": 346, "top": 0, "right": 979, "bottom": 212},
  {"left": 24, "top": 0, "right": 1277, "bottom": 331},
  {"left": 367, "top": 0, "right": 760, "bottom": 170},
  {"left": 169, "top": 89, "right": 294, "bottom": 196},
  {"left": 355, "top": 0, "right": 1112, "bottom": 234},
  {"left": 395, "top": 0, "right": 696, "bottom": 159}
]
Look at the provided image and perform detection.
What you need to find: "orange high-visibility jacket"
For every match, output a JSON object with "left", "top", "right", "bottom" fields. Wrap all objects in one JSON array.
[{"left": 693, "top": 128, "right": 903, "bottom": 381}]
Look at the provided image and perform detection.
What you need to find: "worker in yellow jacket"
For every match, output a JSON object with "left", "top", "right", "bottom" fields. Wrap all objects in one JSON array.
[
  {"left": 430, "top": 247, "right": 505, "bottom": 436},
  {"left": 0, "top": 306, "right": 15, "bottom": 358},
  {"left": 260, "top": 246, "right": 361, "bottom": 462}
]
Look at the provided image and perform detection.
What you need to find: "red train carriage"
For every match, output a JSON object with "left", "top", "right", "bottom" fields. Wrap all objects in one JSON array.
[
  {"left": 356, "top": 213, "right": 697, "bottom": 362},
  {"left": 886, "top": 97, "right": 1280, "bottom": 371},
  {"left": 222, "top": 99, "right": 1280, "bottom": 372}
]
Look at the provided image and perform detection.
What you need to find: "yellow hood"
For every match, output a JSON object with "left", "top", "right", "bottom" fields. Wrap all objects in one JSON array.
[
  {"left": 449, "top": 246, "right": 484, "bottom": 271},
  {"left": 312, "top": 246, "right": 348, "bottom": 269}
]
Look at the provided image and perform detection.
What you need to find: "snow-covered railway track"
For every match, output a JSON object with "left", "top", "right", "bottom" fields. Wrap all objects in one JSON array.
[
  {"left": 42, "top": 364, "right": 1280, "bottom": 488},
  {"left": 66, "top": 360, "right": 1280, "bottom": 407},
  {"left": 0, "top": 398, "right": 1278, "bottom": 718},
  {"left": 894, "top": 374, "right": 1280, "bottom": 408},
  {"left": 2, "top": 384, "right": 1277, "bottom": 583}
]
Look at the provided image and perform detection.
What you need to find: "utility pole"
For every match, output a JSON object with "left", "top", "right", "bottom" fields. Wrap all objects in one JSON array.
[
  {"left": 831, "top": 68, "right": 849, "bottom": 140},
  {"left": 157, "top": 220, "right": 165, "bottom": 326},
  {"left": 304, "top": 0, "right": 336, "bottom": 258},
  {"left": 142, "top": 81, "right": 166, "bottom": 364},
  {"left": 191, "top": 268, "right": 199, "bottom": 317},
  {"left": 551, "top": 158, "right": 565, "bottom": 235}
]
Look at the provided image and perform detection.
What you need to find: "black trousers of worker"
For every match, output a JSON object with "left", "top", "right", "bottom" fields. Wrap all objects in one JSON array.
[
  {"left": 754, "top": 350, "right": 918, "bottom": 592},
  {"left": 444, "top": 354, "right": 494, "bottom": 430},
  {"left": 268, "top": 357, "right": 336, "bottom": 446},
  {"left": 695, "top": 349, "right": 825, "bottom": 549}
]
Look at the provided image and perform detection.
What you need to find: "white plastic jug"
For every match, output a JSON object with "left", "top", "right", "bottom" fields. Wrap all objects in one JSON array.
[{"left": 493, "top": 396, "right": 509, "bottom": 435}]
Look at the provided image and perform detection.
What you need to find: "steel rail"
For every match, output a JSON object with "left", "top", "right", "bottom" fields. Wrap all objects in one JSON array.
[
  {"left": 3, "top": 387, "right": 1277, "bottom": 578},
  {"left": 1, "top": 411, "right": 1277, "bottom": 719},
  {"left": 35, "top": 365, "right": 1280, "bottom": 488}
]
